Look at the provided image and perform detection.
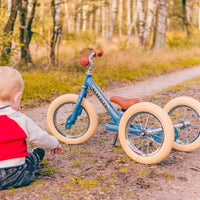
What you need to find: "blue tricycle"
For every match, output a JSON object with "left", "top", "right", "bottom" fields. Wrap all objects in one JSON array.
[{"left": 47, "top": 49, "right": 176, "bottom": 164}]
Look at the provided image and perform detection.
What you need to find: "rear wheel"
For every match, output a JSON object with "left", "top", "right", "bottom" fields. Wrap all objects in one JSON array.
[
  {"left": 47, "top": 94, "right": 98, "bottom": 144},
  {"left": 164, "top": 96, "right": 200, "bottom": 152},
  {"left": 119, "top": 102, "right": 174, "bottom": 164}
]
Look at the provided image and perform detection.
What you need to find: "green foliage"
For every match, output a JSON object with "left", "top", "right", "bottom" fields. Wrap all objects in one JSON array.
[
  {"left": 166, "top": 32, "right": 200, "bottom": 48},
  {"left": 166, "top": 33, "right": 189, "bottom": 48},
  {"left": 168, "top": 0, "right": 184, "bottom": 30},
  {"left": 0, "top": 7, "right": 11, "bottom": 64},
  {"left": 0, "top": 7, "right": 20, "bottom": 65}
]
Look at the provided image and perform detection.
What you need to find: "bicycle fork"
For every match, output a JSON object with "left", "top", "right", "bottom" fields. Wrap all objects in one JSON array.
[{"left": 65, "top": 86, "right": 88, "bottom": 129}]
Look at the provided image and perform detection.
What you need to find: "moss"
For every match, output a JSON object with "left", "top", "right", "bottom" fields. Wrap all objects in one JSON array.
[
  {"left": 119, "top": 167, "right": 128, "bottom": 173},
  {"left": 71, "top": 158, "right": 82, "bottom": 167},
  {"left": 8, "top": 188, "right": 17, "bottom": 193},
  {"left": 71, "top": 177, "right": 98, "bottom": 188},
  {"left": 137, "top": 171, "right": 149, "bottom": 177}
]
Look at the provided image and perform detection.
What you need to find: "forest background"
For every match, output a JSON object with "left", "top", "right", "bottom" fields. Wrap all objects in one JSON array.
[{"left": 1, "top": 0, "right": 200, "bottom": 107}]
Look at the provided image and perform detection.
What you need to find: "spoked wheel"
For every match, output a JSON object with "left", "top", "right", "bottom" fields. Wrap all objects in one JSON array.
[
  {"left": 47, "top": 94, "right": 98, "bottom": 144},
  {"left": 119, "top": 102, "right": 174, "bottom": 164},
  {"left": 164, "top": 96, "right": 200, "bottom": 152}
]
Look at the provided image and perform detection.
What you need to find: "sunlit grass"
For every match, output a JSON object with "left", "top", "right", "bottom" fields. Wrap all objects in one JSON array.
[{"left": 18, "top": 32, "right": 200, "bottom": 108}]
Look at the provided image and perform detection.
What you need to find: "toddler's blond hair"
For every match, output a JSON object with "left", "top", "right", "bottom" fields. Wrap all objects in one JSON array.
[{"left": 0, "top": 67, "right": 24, "bottom": 101}]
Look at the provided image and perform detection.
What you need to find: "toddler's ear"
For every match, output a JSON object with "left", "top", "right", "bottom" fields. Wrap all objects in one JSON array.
[
  {"left": 11, "top": 91, "right": 22, "bottom": 110},
  {"left": 13, "top": 91, "right": 22, "bottom": 102}
]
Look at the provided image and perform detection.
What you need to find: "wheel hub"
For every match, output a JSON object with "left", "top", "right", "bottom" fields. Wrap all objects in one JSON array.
[
  {"left": 140, "top": 129, "right": 147, "bottom": 138},
  {"left": 180, "top": 119, "right": 191, "bottom": 129}
]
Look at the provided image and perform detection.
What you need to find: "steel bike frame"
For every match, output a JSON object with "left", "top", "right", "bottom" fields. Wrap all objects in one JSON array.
[
  {"left": 65, "top": 51, "right": 123, "bottom": 132},
  {"left": 64, "top": 64, "right": 165, "bottom": 144},
  {"left": 65, "top": 72, "right": 123, "bottom": 132},
  {"left": 63, "top": 51, "right": 170, "bottom": 146}
]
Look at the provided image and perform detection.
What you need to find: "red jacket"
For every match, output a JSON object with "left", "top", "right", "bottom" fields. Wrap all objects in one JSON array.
[
  {"left": 0, "top": 106, "right": 58, "bottom": 168},
  {"left": 0, "top": 115, "right": 28, "bottom": 161}
]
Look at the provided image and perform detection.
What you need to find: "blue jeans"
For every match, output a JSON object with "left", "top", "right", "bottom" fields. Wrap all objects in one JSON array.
[{"left": 0, "top": 152, "right": 39, "bottom": 189}]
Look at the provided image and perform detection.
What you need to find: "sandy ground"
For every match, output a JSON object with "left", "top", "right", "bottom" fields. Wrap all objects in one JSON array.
[{"left": 2, "top": 65, "right": 200, "bottom": 200}]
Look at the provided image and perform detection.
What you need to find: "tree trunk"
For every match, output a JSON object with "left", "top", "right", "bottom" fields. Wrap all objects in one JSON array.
[
  {"left": 182, "top": 0, "right": 191, "bottom": 36},
  {"left": 2, "top": 0, "right": 20, "bottom": 63},
  {"left": 50, "top": 0, "right": 62, "bottom": 66},
  {"left": 193, "top": 0, "right": 198, "bottom": 26},
  {"left": 102, "top": 0, "right": 105, "bottom": 37},
  {"left": 82, "top": 3, "right": 88, "bottom": 32},
  {"left": 71, "top": 2, "right": 75, "bottom": 32},
  {"left": 153, "top": 0, "right": 168, "bottom": 51},
  {"left": 20, "top": 0, "right": 37, "bottom": 63},
  {"left": 19, "top": 0, "right": 28, "bottom": 62},
  {"left": 118, "top": 0, "right": 123, "bottom": 39},
  {"left": 131, "top": 0, "right": 140, "bottom": 36},
  {"left": 8, "top": 0, "right": 12, "bottom": 16},
  {"left": 143, "top": 0, "right": 156, "bottom": 48},
  {"left": 107, "top": 0, "right": 117, "bottom": 40},
  {"left": 105, "top": 2, "right": 110, "bottom": 38},
  {"left": 76, "top": 0, "right": 81, "bottom": 34},
  {"left": 25, "top": 0, "right": 37, "bottom": 63},
  {"left": 126, "top": 0, "right": 131, "bottom": 38},
  {"left": 89, "top": 13, "right": 93, "bottom": 32},
  {"left": 138, "top": 0, "right": 145, "bottom": 45},
  {"left": 95, "top": 1, "right": 100, "bottom": 36},
  {"left": 40, "top": 2, "right": 44, "bottom": 35},
  {"left": 64, "top": 2, "right": 70, "bottom": 32},
  {"left": 199, "top": 0, "right": 200, "bottom": 31}
]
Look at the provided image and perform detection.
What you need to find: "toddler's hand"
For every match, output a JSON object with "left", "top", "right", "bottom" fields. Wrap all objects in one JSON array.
[{"left": 49, "top": 144, "right": 62, "bottom": 155}]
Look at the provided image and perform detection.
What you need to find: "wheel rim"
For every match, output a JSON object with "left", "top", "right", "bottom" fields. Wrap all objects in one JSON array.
[
  {"left": 168, "top": 105, "right": 200, "bottom": 144},
  {"left": 125, "top": 112, "right": 164, "bottom": 156},
  {"left": 53, "top": 102, "right": 90, "bottom": 138}
]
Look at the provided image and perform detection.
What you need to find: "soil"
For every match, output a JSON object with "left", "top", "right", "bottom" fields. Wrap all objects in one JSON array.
[{"left": 1, "top": 65, "right": 200, "bottom": 200}]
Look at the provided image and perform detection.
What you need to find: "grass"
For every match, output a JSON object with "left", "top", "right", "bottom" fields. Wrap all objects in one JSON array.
[
  {"left": 13, "top": 31, "right": 200, "bottom": 108},
  {"left": 38, "top": 158, "right": 59, "bottom": 176}
]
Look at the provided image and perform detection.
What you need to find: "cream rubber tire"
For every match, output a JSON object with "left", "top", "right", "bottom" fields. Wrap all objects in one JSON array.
[
  {"left": 164, "top": 96, "right": 200, "bottom": 152},
  {"left": 119, "top": 102, "right": 174, "bottom": 164},
  {"left": 47, "top": 94, "right": 98, "bottom": 144}
]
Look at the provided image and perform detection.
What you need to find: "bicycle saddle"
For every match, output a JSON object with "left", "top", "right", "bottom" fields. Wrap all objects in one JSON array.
[{"left": 110, "top": 96, "right": 142, "bottom": 110}]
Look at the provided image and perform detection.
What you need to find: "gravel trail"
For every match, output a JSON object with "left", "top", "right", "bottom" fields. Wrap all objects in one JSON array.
[{"left": 25, "top": 65, "right": 200, "bottom": 128}]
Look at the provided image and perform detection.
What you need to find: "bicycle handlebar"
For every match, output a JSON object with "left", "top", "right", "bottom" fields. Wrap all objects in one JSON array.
[{"left": 80, "top": 49, "right": 103, "bottom": 66}]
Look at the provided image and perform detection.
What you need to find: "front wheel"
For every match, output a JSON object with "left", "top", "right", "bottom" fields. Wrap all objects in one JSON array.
[
  {"left": 164, "top": 96, "right": 200, "bottom": 152},
  {"left": 47, "top": 94, "right": 98, "bottom": 144},
  {"left": 119, "top": 102, "right": 174, "bottom": 164}
]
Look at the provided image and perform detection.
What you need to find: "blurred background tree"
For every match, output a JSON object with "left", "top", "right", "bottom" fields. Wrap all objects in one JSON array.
[{"left": 0, "top": 0, "right": 200, "bottom": 67}]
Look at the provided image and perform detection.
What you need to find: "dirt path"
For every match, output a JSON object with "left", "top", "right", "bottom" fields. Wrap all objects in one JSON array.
[
  {"left": 2, "top": 65, "right": 200, "bottom": 200},
  {"left": 25, "top": 65, "right": 200, "bottom": 128}
]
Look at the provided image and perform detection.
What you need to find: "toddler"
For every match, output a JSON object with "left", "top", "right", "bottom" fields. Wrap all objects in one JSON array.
[{"left": 0, "top": 66, "right": 62, "bottom": 189}]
